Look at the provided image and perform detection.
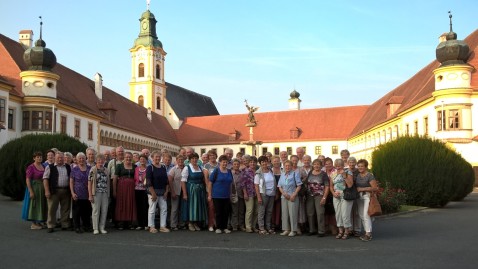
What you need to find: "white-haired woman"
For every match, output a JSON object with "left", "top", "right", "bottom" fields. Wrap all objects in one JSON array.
[{"left": 70, "top": 152, "right": 92, "bottom": 233}]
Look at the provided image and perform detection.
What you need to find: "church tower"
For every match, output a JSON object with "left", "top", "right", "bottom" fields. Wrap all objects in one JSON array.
[{"left": 129, "top": 4, "right": 167, "bottom": 116}]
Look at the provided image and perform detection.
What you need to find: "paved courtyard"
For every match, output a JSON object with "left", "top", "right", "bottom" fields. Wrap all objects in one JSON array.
[{"left": 1, "top": 192, "right": 477, "bottom": 269}]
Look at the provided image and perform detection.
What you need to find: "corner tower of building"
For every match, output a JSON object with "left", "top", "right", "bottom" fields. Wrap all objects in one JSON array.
[
  {"left": 129, "top": 5, "right": 167, "bottom": 116},
  {"left": 432, "top": 12, "right": 474, "bottom": 142}
]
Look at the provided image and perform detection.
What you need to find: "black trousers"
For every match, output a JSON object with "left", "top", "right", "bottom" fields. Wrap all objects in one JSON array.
[
  {"left": 135, "top": 190, "right": 148, "bottom": 228},
  {"left": 72, "top": 199, "right": 91, "bottom": 229},
  {"left": 213, "top": 198, "right": 231, "bottom": 230}
]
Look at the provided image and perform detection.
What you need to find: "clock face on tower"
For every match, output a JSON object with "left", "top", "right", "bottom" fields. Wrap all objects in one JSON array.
[{"left": 142, "top": 21, "right": 148, "bottom": 30}]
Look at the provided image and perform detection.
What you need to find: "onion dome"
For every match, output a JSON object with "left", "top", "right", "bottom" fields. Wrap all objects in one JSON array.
[
  {"left": 133, "top": 10, "right": 162, "bottom": 48},
  {"left": 290, "top": 89, "right": 300, "bottom": 98},
  {"left": 436, "top": 12, "right": 470, "bottom": 66},
  {"left": 23, "top": 17, "right": 57, "bottom": 72}
]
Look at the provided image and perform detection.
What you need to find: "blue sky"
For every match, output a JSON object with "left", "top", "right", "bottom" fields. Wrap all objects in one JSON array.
[{"left": 1, "top": 0, "right": 476, "bottom": 114}]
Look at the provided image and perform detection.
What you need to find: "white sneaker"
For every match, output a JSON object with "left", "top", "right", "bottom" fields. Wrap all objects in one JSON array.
[
  {"left": 288, "top": 231, "right": 296, "bottom": 237},
  {"left": 224, "top": 229, "right": 231, "bottom": 234},
  {"left": 215, "top": 229, "right": 222, "bottom": 234},
  {"left": 93, "top": 230, "right": 99, "bottom": 235},
  {"left": 280, "top": 231, "right": 290, "bottom": 236},
  {"left": 209, "top": 227, "right": 214, "bottom": 232},
  {"left": 100, "top": 230, "right": 108, "bottom": 234}
]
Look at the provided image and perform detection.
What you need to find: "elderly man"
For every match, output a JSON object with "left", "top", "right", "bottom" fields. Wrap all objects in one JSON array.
[
  {"left": 103, "top": 149, "right": 112, "bottom": 168},
  {"left": 86, "top": 147, "right": 96, "bottom": 167},
  {"left": 279, "top": 151, "right": 288, "bottom": 170},
  {"left": 224, "top": 148, "right": 234, "bottom": 169},
  {"left": 107, "top": 146, "right": 125, "bottom": 227},
  {"left": 43, "top": 152, "right": 72, "bottom": 233},
  {"left": 296, "top": 147, "right": 305, "bottom": 167},
  {"left": 184, "top": 147, "right": 203, "bottom": 166}
]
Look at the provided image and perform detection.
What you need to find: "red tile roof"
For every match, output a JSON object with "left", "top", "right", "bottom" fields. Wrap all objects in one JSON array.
[
  {"left": 176, "top": 105, "right": 369, "bottom": 145},
  {"left": 350, "top": 29, "right": 478, "bottom": 137},
  {"left": 0, "top": 34, "right": 178, "bottom": 144}
]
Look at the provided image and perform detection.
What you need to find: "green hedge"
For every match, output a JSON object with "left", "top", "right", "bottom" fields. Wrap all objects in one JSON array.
[
  {"left": 0, "top": 133, "right": 88, "bottom": 200},
  {"left": 371, "top": 136, "right": 474, "bottom": 207}
]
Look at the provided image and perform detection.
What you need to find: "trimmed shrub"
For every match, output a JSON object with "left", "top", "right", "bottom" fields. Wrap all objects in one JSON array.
[
  {"left": 372, "top": 136, "right": 474, "bottom": 207},
  {"left": 0, "top": 133, "right": 87, "bottom": 200}
]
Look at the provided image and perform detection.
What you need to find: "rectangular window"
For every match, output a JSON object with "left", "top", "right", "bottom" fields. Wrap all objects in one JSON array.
[
  {"left": 332, "top": 145, "right": 338, "bottom": 155},
  {"left": 74, "top": 119, "right": 80, "bottom": 138},
  {"left": 414, "top": 121, "right": 418, "bottom": 135},
  {"left": 448, "top": 109, "right": 459, "bottom": 130},
  {"left": 424, "top": 117, "right": 428, "bottom": 136},
  {"left": 262, "top": 147, "right": 268, "bottom": 156},
  {"left": 437, "top": 110, "right": 445, "bottom": 131},
  {"left": 315, "top": 146, "right": 322, "bottom": 155},
  {"left": 200, "top": 148, "right": 206, "bottom": 155},
  {"left": 45, "top": 111, "right": 52, "bottom": 131},
  {"left": 286, "top": 147, "right": 292, "bottom": 155},
  {"left": 240, "top": 147, "right": 245, "bottom": 154},
  {"left": 405, "top": 124, "right": 409, "bottom": 136},
  {"left": 0, "top": 99, "right": 5, "bottom": 122},
  {"left": 31, "top": 111, "right": 43, "bottom": 130},
  {"left": 60, "top": 115, "right": 67, "bottom": 134},
  {"left": 274, "top": 147, "right": 280, "bottom": 155},
  {"left": 22, "top": 111, "right": 30, "bottom": 130},
  {"left": 8, "top": 108, "right": 14, "bottom": 129},
  {"left": 301, "top": 146, "right": 306, "bottom": 154},
  {"left": 88, "top": 122, "right": 93, "bottom": 140}
]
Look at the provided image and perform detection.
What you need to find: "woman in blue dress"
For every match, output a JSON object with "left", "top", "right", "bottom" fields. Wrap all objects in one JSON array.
[{"left": 181, "top": 152, "right": 207, "bottom": 231}]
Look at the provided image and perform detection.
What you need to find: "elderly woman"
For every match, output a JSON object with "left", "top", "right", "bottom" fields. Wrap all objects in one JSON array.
[
  {"left": 324, "top": 157, "right": 338, "bottom": 235},
  {"left": 88, "top": 153, "right": 110, "bottom": 234},
  {"left": 278, "top": 160, "right": 302, "bottom": 237},
  {"left": 270, "top": 156, "right": 282, "bottom": 232},
  {"left": 146, "top": 151, "right": 170, "bottom": 233},
  {"left": 168, "top": 155, "right": 186, "bottom": 230},
  {"left": 290, "top": 155, "right": 305, "bottom": 235},
  {"left": 22, "top": 151, "right": 47, "bottom": 229},
  {"left": 113, "top": 152, "right": 137, "bottom": 230},
  {"left": 207, "top": 155, "right": 233, "bottom": 234},
  {"left": 346, "top": 156, "right": 361, "bottom": 237},
  {"left": 181, "top": 152, "right": 207, "bottom": 231},
  {"left": 64, "top": 152, "right": 74, "bottom": 166},
  {"left": 305, "top": 159, "right": 329, "bottom": 237},
  {"left": 330, "top": 159, "right": 354, "bottom": 239},
  {"left": 204, "top": 150, "right": 218, "bottom": 232},
  {"left": 241, "top": 156, "right": 258, "bottom": 233},
  {"left": 356, "top": 159, "right": 378, "bottom": 242},
  {"left": 255, "top": 155, "right": 276, "bottom": 234},
  {"left": 230, "top": 158, "right": 245, "bottom": 231},
  {"left": 70, "top": 152, "right": 92, "bottom": 233},
  {"left": 134, "top": 154, "right": 149, "bottom": 230}
]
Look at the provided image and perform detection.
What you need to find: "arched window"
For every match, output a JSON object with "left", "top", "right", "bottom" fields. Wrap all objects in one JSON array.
[
  {"left": 138, "top": 95, "right": 144, "bottom": 107},
  {"left": 156, "top": 96, "right": 161, "bottom": 110},
  {"left": 138, "top": 63, "right": 144, "bottom": 77},
  {"left": 156, "top": 64, "right": 160, "bottom": 79}
]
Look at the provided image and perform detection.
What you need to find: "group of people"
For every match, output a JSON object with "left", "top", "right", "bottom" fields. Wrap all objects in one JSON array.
[{"left": 22, "top": 146, "right": 378, "bottom": 241}]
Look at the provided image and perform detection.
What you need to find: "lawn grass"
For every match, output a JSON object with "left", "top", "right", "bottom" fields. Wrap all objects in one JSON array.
[{"left": 399, "top": 205, "right": 425, "bottom": 212}]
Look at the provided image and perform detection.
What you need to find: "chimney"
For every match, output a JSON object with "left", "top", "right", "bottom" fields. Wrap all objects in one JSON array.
[
  {"left": 94, "top": 73, "right": 103, "bottom": 100},
  {"left": 19, "top": 30, "right": 33, "bottom": 48},
  {"left": 147, "top": 107, "right": 152, "bottom": 122},
  {"left": 438, "top": 32, "right": 447, "bottom": 43}
]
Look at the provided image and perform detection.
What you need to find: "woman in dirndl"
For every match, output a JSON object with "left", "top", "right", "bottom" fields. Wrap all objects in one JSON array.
[
  {"left": 181, "top": 152, "right": 207, "bottom": 231},
  {"left": 113, "top": 152, "right": 137, "bottom": 229},
  {"left": 22, "top": 151, "right": 47, "bottom": 229}
]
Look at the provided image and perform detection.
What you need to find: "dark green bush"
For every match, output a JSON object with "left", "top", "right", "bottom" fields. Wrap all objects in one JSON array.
[
  {"left": 372, "top": 136, "right": 474, "bottom": 207},
  {"left": 0, "top": 133, "right": 87, "bottom": 200}
]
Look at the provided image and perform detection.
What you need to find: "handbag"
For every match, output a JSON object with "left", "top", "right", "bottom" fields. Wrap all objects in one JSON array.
[
  {"left": 343, "top": 184, "right": 359, "bottom": 201},
  {"left": 368, "top": 192, "right": 382, "bottom": 216}
]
